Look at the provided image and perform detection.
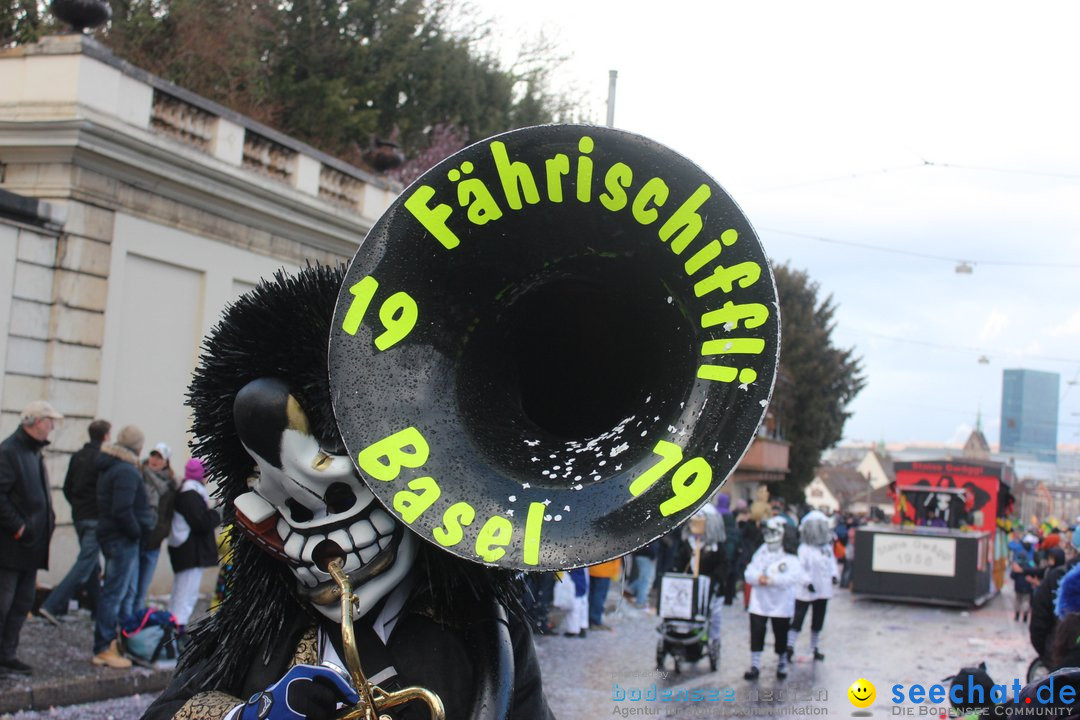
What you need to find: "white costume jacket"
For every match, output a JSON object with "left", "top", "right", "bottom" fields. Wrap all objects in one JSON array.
[
  {"left": 794, "top": 543, "right": 839, "bottom": 602},
  {"left": 744, "top": 544, "right": 808, "bottom": 618}
]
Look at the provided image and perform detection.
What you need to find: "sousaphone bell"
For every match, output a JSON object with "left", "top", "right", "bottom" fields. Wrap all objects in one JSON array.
[{"left": 324, "top": 124, "right": 780, "bottom": 716}]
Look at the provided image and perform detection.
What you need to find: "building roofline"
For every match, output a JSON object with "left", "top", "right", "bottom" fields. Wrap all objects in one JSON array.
[{"left": 2, "top": 34, "right": 396, "bottom": 193}]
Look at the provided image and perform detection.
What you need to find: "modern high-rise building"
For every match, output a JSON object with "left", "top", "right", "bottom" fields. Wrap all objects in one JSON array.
[{"left": 1000, "top": 369, "right": 1060, "bottom": 461}]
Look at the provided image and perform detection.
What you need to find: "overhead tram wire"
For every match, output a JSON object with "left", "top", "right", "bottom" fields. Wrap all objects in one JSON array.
[
  {"left": 833, "top": 327, "right": 1080, "bottom": 366},
  {"left": 742, "top": 163, "right": 928, "bottom": 194},
  {"left": 747, "top": 152, "right": 1080, "bottom": 269},
  {"left": 922, "top": 160, "right": 1080, "bottom": 183},
  {"left": 745, "top": 155, "right": 1080, "bottom": 195},
  {"left": 763, "top": 229, "right": 1080, "bottom": 270}
]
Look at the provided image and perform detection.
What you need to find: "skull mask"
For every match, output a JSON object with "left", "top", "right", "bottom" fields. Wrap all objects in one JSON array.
[
  {"left": 230, "top": 377, "right": 415, "bottom": 621},
  {"left": 762, "top": 516, "right": 786, "bottom": 551}
]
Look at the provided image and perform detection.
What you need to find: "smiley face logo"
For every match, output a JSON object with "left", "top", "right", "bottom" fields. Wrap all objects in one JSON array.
[{"left": 848, "top": 678, "right": 876, "bottom": 708}]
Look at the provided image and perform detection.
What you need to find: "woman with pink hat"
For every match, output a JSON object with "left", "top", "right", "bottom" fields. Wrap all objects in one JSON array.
[{"left": 166, "top": 458, "right": 221, "bottom": 635}]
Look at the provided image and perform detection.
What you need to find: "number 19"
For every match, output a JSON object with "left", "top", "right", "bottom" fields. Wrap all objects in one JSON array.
[{"left": 341, "top": 275, "right": 418, "bottom": 351}]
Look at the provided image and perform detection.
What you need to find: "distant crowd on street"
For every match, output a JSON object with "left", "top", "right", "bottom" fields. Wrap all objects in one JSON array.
[
  {"left": 0, "top": 400, "right": 222, "bottom": 676},
  {"left": 521, "top": 485, "right": 864, "bottom": 680},
  {"left": 1006, "top": 518, "right": 1080, "bottom": 671}
]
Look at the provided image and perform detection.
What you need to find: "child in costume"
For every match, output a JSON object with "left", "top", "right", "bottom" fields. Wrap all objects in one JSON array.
[
  {"left": 743, "top": 515, "right": 808, "bottom": 680},
  {"left": 787, "top": 510, "right": 838, "bottom": 662}
]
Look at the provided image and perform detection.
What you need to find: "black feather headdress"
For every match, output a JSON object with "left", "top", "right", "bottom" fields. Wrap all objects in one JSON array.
[{"left": 179, "top": 264, "right": 521, "bottom": 693}]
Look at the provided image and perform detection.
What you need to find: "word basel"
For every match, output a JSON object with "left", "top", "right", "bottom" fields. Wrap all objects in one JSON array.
[
  {"left": 355, "top": 427, "right": 721, "bottom": 566},
  {"left": 403, "top": 135, "right": 771, "bottom": 386}
]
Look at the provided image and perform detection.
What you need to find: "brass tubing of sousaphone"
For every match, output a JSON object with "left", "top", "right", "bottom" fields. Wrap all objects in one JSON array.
[
  {"left": 327, "top": 557, "right": 446, "bottom": 720},
  {"left": 328, "top": 557, "right": 378, "bottom": 719}
]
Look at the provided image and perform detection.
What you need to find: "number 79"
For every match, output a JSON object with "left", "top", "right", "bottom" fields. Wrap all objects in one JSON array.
[{"left": 628, "top": 440, "right": 714, "bottom": 517}]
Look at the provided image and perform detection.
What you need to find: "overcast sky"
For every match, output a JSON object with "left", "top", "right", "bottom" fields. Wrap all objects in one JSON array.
[{"left": 468, "top": 0, "right": 1080, "bottom": 448}]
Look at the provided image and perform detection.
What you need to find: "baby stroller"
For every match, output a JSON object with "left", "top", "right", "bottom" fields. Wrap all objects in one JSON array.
[
  {"left": 655, "top": 510, "right": 725, "bottom": 673},
  {"left": 656, "top": 572, "right": 717, "bottom": 673}
]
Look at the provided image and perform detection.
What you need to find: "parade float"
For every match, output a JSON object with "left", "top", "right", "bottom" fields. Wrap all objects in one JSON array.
[{"left": 852, "top": 459, "right": 1014, "bottom": 607}]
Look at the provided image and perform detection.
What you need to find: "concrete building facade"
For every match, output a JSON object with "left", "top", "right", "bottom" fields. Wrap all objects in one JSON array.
[{"left": 0, "top": 34, "right": 397, "bottom": 597}]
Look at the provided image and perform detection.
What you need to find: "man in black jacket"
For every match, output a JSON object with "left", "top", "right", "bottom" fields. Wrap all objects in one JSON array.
[
  {"left": 1031, "top": 543, "right": 1080, "bottom": 665},
  {"left": 92, "top": 424, "right": 154, "bottom": 669},
  {"left": 0, "top": 400, "right": 62, "bottom": 675},
  {"left": 39, "top": 419, "right": 112, "bottom": 624}
]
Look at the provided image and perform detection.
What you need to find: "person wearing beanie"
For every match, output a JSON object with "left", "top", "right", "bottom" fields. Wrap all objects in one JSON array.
[
  {"left": 93, "top": 424, "right": 155, "bottom": 669},
  {"left": 167, "top": 458, "right": 221, "bottom": 634},
  {"left": 130, "top": 442, "right": 177, "bottom": 612}
]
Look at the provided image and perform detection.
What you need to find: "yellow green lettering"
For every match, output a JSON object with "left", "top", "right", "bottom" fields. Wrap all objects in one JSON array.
[
  {"left": 701, "top": 301, "right": 770, "bottom": 330},
  {"left": 475, "top": 515, "right": 513, "bottom": 563},
  {"left": 545, "top": 154, "right": 570, "bottom": 203},
  {"left": 374, "top": 291, "right": 418, "bottom": 351},
  {"left": 701, "top": 338, "right": 766, "bottom": 356},
  {"left": 490, "top": 140, "right": 540, "bottom": 210},
  {"left": 693, "top": 261, "right": 762, "bottom": 298},
  {"left": 404, "top": 185, "right": 460, "bottom": 250},
  {"left": 697, "top": 365, "right": 758, "bottom": 384},
  {"left": 659, "top": 457, "right": 713, "bottom": 517},
  {"left": 576, "top": 136, "right": 594, "bottom": 203},
  {"left": 523, "top": 502, "right": 545, "bottom": 566},
  {"left": 683, "top": 240, "right": 722, "bottom": 276},
  {"left": 356, "top": 426, "right": 430, "bottom": 482},
  {"left": 457, "top": 177, "right": 503, "bottom": 225},
  {"left": 631, "top": 177, "right": 669, "bottom": 225},
  {"left": 433, "top": 501, "right": 476, "bottom": 547},
  {"left": 341, "top": 276, "right": 379, "bottom": 336},
  {"left": 599, "top": 162, "right": 633, "bottom": 211},
  {"left": 658, "top": 184, "right": 711, "bottom": 255},
  {"left": 628, "top": 440, "right": 683, "bottom": 497},
  {"left": 392, "top": 477, "right": 441, "bottom": 523}
]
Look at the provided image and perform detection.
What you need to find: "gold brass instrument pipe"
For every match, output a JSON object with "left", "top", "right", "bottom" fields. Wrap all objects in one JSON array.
[
  {"left": 327, "top": 557, "right": 378, "bottom": 719},
  {"left": 326, "top": 557, "right": 446, "bottom": 720}
]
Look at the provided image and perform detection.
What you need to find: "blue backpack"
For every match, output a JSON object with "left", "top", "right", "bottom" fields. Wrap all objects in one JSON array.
[{"left": 121, "top": 608, "right": 180, "bottom": 665}]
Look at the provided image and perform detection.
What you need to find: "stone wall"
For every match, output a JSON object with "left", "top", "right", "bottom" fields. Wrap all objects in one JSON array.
[{"left": 0, "top": 34, "right": 399, "bottom": 595}]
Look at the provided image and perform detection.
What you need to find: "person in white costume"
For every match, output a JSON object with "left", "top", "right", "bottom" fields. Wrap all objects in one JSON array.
[
  {"left": 743, "top": 516, "right": 808, "bottom": 680},
  {"left": 787, "top": 510, "right": 839, "bottom": 662}
]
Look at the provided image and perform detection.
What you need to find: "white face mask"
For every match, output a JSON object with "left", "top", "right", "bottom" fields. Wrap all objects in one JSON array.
[
  {"left": 233, "top": 420, "right": 415, "bottom": 622},
  {"left": 763, "top": 518, "right": 785, "bottom": 551}
]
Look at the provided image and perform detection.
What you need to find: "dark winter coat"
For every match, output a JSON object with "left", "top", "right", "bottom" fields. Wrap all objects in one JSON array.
[
  {"left": 673, "top": 537, "right": 728, "bottom": 598},
  {"left": 63, "top": 440, "right": 103, "bottom": 523},
  {"left": 1031, "top": 556, "right": 1080, "bottom": 662},
  {"left": 167, "top": 481, "right": 221, "bottom": 572},
  {"left": 142, "top": 584, "right": 554, "bottom": 720},
  {"left": 0, "top": 426, "right": 55, "bottom": 571},
  {"left": 722, "top": 512, "right": 741, "bottom": 562},
  {"left": 96, "top": 444, "right": 155, "bottom": 545},
  {"left": 141, "top": 463, "right": 176, "bottom": 550},
  {"left": 1011, "top": 558, "right": 1035, "bottom": 595}
]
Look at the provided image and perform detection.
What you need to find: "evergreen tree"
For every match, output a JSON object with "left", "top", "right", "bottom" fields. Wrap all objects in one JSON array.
[
  {"left": 771, "top": 263, "right": 865, "bottom": 501},
  {"left": 94, "top": 0, "right": 576, "bottom": 172},
  {"left": 1, "top": 1, "right": 54, "bottom": 48}
]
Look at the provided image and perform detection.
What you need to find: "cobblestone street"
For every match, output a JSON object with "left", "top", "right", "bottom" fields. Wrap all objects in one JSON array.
[
  {"left": 537, "top": 584, "right": 1032, "bottom": 719},
  {"left": 1, "top": 584, "right": 1034, "bottom": 719}
]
